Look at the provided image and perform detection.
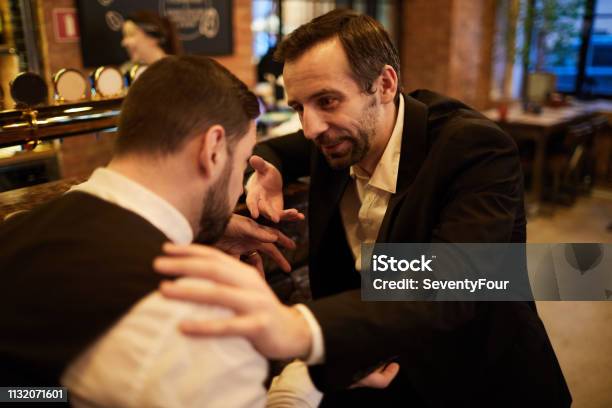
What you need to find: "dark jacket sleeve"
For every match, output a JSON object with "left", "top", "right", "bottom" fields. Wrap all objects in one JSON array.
[
  {"left": 248, "top": 131, "right": 314, "bottom": 184},
  {"left": 307, "top": 121, "right": 524, "bottom": 390}
]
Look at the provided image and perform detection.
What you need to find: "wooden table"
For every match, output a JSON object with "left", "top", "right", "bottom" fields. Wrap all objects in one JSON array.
[{"left": 482, "top": 104, "right": 601, "bottom": 214}]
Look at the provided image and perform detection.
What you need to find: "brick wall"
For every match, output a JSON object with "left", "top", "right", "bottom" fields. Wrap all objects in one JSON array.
[
  {"left": 215, "top": 0, "right": 254, "bottom": 87},
  {"left": 401, "top": 0, "right": 496, "bottom": 110},
  {"left": 401, "top": 0, "right": 453, "bottom": 96}
]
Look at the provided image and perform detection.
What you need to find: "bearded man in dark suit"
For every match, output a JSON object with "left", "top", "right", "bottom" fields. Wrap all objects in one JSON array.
[{"left": 153, "top": 9, "right": 572, "bottom": 407}]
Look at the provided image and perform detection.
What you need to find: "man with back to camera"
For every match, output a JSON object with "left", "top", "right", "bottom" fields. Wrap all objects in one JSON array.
[
  {"left": 152, "top": 9, "right": 572, "bottom": 407},
  {"left": 0, "top": 55, "right": 347, "bottom": 407}
]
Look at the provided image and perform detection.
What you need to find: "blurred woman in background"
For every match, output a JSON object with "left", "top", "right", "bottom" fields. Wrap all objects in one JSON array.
[{"left": 121, "top": 10, "right": 182, "bottom": 68}]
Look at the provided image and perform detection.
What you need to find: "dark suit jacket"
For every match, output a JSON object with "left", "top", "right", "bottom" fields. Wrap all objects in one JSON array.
[
  {"left": 254, "top": 90, "right": 571, "bottom": 406},
  {"left": 0, "top": 192, "right": 168, "bottom": 387}
]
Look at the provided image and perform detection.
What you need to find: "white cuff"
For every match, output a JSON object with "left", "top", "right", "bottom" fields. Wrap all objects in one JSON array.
[
  {"left": 293, "top": 304, "right": 325, "bottom": 365},
  {"left": 267, "top": 360, "right": 323, "bottom": 408}
]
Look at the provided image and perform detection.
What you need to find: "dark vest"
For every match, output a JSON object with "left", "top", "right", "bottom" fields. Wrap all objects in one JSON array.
[{"left": 0, "top": 192, "right": 169, "bottom": 386}]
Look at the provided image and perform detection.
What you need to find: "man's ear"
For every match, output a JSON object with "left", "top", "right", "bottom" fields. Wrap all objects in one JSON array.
[
  {"left": 378, "top": 65, "right": 399, "bottom": 105},
  {"left": 198, "top": 124, "right": 228, "bottom": 180}
]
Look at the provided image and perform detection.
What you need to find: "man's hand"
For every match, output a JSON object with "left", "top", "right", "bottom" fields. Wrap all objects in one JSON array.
[
  {"left": 350, "top": 362, "right": 400, "bottom": 389},
  {"left": 154, "top": 243, "right": 313, "bottom": 360},
  {"left": 215, "top": 214, "right": 295, "bottom": 274},
  {"left": 246, "top": 155, "right": 304, "bottom": 223}
]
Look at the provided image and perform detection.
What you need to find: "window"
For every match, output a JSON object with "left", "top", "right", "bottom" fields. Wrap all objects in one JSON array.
[
  {"left": 586, "top": 0, "right": 612, "bottom": 95},
  {"left": 529, "top": 0, "right": 612, "bottom": 97},
  {"left": 252, "top": 1, "right": 280, "bottom": 59},
  {"left": 539, "top": 1, "right": 584, "bottom": 93}
]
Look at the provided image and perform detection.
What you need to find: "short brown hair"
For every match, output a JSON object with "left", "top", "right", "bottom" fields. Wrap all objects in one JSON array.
[
  {"left": 275, "top": 9, "right": 401, "bottom": 99},
  {"left": 116, "top": 55, "right": 259, "bottom": 156}
]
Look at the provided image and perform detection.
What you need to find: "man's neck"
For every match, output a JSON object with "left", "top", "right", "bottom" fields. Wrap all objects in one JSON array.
[
  {"left": 107, "top": 158, "right": 200, "bottom": 233},
  {"left": 358, "top": 98, "right": 399, "bottom": 176}
]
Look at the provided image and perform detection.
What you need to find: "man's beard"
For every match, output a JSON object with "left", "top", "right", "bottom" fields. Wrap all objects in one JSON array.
[
  {"left": 197, "top": 160, "right": 233, "bottom": 245},
  {"left": 316, "top": 98, "right": 377, "bottom": 170}
]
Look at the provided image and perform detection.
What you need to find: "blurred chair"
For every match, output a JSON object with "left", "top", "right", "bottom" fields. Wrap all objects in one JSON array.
[
  {"left": 590, "top": 115, "right": 612, "bottom": 233},
  {"left": 546, "top": 121, "right": 595, "bottom": 206},
  {"left": 591, "top": 115, "right": 611, "bottom": 184}
]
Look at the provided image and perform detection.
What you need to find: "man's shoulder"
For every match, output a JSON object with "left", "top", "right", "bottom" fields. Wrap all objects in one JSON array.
[
  {"left": 1, "top": 191, "right": 166, "bottom": 241},
  {"left": 62, "top": 281, "right": 268, "bottom": 408},
  {"left": 407, "top": 89, "right": 477, "bottom": 113},
  {"left": 405, "top": 89, "right": 514, "bottom": 151},
  {"left": 0, "top": 191, "right": 168, "bottom": 276}
]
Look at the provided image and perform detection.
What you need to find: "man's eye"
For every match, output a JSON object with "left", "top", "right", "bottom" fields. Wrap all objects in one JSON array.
[{"left": 318, "top": 97, "right": 337, "bottom": 109}]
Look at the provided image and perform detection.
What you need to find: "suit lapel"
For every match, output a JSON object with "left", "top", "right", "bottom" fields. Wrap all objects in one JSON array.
[
  {"left": 377, "top": 93, "right": 429, "bottom": 241},
  {"left": 309, "top": 155, "right": 350, "bottom": 252}
]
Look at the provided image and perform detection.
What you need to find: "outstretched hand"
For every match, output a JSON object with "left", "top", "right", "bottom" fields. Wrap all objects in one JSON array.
[{"left": 246, "top": 155, "right": 304, "bottom": 223}]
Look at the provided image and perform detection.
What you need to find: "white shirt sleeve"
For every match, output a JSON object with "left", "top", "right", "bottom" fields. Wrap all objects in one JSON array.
[
  {"left": 293, "top": 304, "right": 325, "bottom": 365},
  {"left": 62, "top": 278, "right": 268, "bottom": 408},
  {"left": 266, "top": 360, "right": 323, "bottom": 408}
]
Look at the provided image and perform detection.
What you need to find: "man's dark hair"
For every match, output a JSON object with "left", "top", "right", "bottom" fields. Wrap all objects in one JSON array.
[
  {"left": 116, "top": 55, "right": 260, "bottom": 156},
  {"left": 275, "top": 9, "right": 401, "bottom": 99}
]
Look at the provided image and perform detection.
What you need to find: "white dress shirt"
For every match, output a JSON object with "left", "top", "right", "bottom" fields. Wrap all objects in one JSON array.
[
  {"left": 302, "top": 95, "right": 405, "bottom": 365},
  {"left": 62, "top": 168, "right": 322, "bottom": 407},
  {"left": 340, "top": 95, "right": 405, "bottom": 271}
]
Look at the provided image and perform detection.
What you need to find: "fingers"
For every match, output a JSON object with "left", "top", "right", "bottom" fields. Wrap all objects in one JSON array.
[
  {"left": 253, "top": 223, "right": 295, "bottom": 250},
  {"left": 239, "top": 216, "right": 279, "bottom": 243},
  {"left": 160, "top": 243, "right": 238, "bottom": 266},
  {"left": 250, "top": 202, "right": 303, "bottom": 224},
  {"left": 179, "top": 315, "right": 264, "bottom": 339},
  {"left": 271, "top": 229, "right": 296, "bottom": 250},
  {"left": 257, "top": 242, "right": 291, "bottom": 273},
  {"left": 154, "top": 244, "right": 264, "bottom": 288},
  {"left": 243, "top": 252, "right": 265, "bottom": 277},
  {"left": 259, "top": 199, "right": 281, "bottom": 223},
  {"left": 249, "top": 155, "right": 268, "bottom": 174},
  {"left": 155, "top": 257, "right": 242, "bottom": 287},
  {"left": 378, "top": 362, "right": 400, "bottom": 386},
  {"left": 279, "top": 208, "right": 305, "bottom": 222},
  {"left": 160, "top": 242, "right": 224, "bottom": 258},
  {"left": 160, "top": 280, "right": 255, "bottom": 313},
  {"left": 350, "top": 362, "right": 400, "bottom": 389},
  {"left": 253, "top": 255, "right": 265, "bottom": 277},
  {"left": 246, "top": 191, "right": 260, "bottom": 220},
  {"left": 247, "top": 193, "right": 279, "bottom": 223}
]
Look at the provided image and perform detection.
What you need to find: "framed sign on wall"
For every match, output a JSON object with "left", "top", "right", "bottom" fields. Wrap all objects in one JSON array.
[{"left": 76, "top": 0, "right": 233, "bottom": 67}]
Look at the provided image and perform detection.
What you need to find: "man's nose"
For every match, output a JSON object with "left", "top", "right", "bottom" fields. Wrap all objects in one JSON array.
[{"left": 301, "top": 109, "right": 329, "bottom": 140}]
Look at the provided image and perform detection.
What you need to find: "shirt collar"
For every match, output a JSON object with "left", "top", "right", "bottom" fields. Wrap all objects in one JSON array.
[
  {"left": 349, "top": 94, "right": 405, "bottom": 194},
  {"left": 70, "top": 168, "right": 193, "bottom": 244}
]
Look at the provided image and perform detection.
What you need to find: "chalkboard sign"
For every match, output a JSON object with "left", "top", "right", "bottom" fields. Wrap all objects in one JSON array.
[{"left": 76, "top": 0, "right": 233, "bottom": 67}]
